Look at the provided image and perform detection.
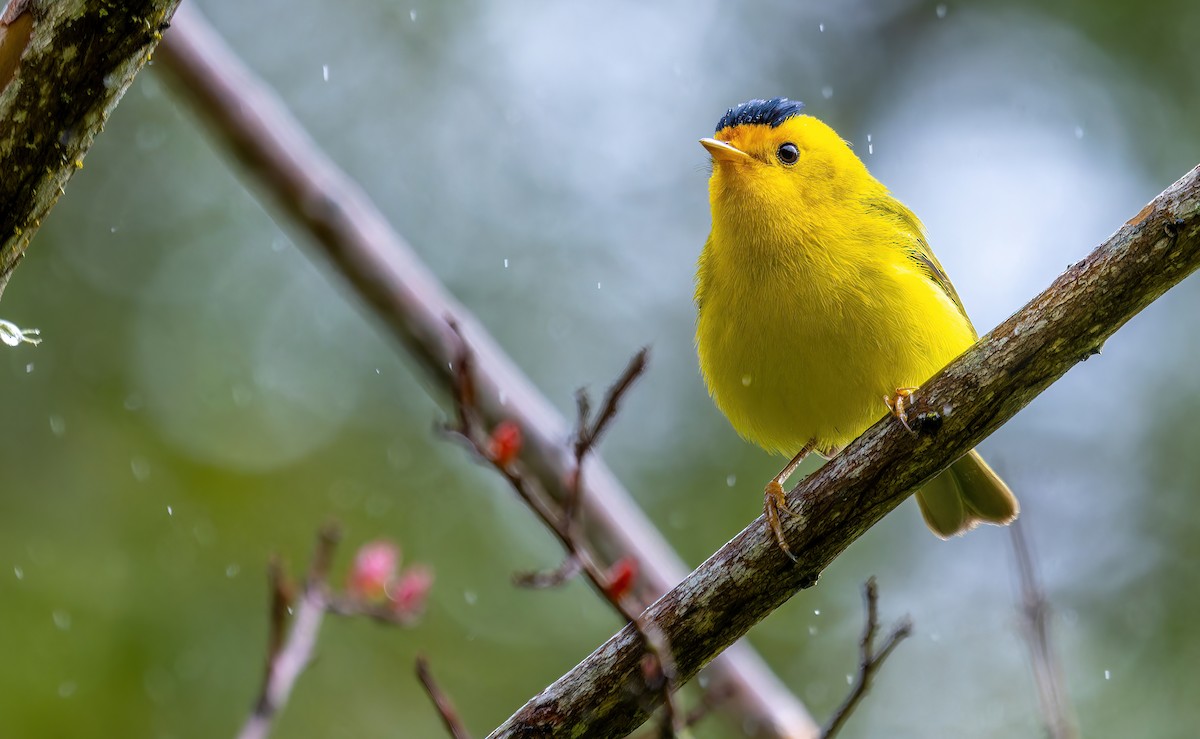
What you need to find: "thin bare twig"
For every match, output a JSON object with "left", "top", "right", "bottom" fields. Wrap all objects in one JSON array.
[
  {"left": 446, "top": 327, "right": 685, "bottom": 734},
  {"left": 238, "top": 525, "right": 341, "bottom": 739},
  {"left": 157, "top": 9, "right": 817, "bottom": 736},
  {"left": 324, "top": 595, "right": 424, "bottom": 627},
  {"left": 820, "top": 578, "right": 913, "bottom": 739},
  {"left": 512, "top": 554, "right": 581, "bottom": 589},
  {"left": 1011, "top": 520, "right": 1079, "bottom": 739},
  {"left": 416, "top": 655, "right": 473, "bottom": 739},
  {"left": 566, "top": 348, "right": 649, "bottom": 524}
]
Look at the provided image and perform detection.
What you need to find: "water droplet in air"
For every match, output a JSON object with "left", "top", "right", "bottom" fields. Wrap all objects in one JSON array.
[
  {"left": 167, "top": 505, "right": 173, "bottom": 516},
  {"left": 936, "top": 4, "right": 948, "bottom": 18},
  {"left": 226, "top": 564, "right": 241, "bottom": 578},
  {"left": 14, "top": 565, "right": 24, "bottom": 580},
  {"left": 1104, "top": 669, "right": 1111, "bottom": 680},
  {"left": 726, "top": 474, "right": 736, "bottom": 487},
  {"left": 464, "top": 590, "right": 478, "bottom": 605},
  {"left": 131, "top": 456, "right": 151, "bottom": 482},
  {"left": 49, "top": 415, "right": 66, "bottom": 437},
  {"left": 410, "top": 9, "right": 417, "bottom": 21},
  {"left": 58, "top": 681, "right": 77, "bottom": 698},
  {"left": 741, "top": 374, "right": 752, "bottom": 387},
  {"left": 322, "top": 64, "right": 329, "bottom": 82},
  {"left": 503, "top": 258, "right": 509, "bottom": 268},
  {"left": 818, "top": 22, "right": 825, "bottom": 32},
  {"left": 1074, "top": 126, "right": 1085, "bottom": 139},
  {"left": 53, "top": 610, "right": 71, "bottom": 630},
  {"left": 821, "top": 86, "right": 833, "bottom": 100}
]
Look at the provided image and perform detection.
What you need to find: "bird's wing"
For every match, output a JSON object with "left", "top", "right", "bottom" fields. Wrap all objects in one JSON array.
[{"left": 865, "top": 195, "right": 969, "bottom": 320}]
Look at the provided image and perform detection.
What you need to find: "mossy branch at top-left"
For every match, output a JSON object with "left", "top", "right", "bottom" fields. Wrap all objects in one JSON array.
[{"left": 0, "top": 0, "right": 183, "bottom": 300}]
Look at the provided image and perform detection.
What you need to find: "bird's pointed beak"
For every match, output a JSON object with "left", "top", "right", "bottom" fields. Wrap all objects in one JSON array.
[{"left": 700, "top": 137, "right": 751, "bottom": 163}]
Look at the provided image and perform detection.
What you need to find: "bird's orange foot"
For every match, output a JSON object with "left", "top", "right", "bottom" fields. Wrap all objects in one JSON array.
[
  {"left": 884, "top": 387, "right": 919, "bottom": 434},
  {"left": 764, "top": 480, "right": 800, "bottom": 562}
]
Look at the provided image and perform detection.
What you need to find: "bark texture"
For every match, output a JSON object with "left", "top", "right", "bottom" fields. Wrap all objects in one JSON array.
[{"left": 0, "top": 0, "right": 181, "bottom": 298}]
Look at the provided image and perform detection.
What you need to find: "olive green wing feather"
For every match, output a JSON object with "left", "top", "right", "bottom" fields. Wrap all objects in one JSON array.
[{"left": 865, "top": 195, "right": 971, "bottom": 327}]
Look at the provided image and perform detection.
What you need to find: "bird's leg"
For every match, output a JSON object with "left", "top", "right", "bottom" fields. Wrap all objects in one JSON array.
[
  {"left": 764, "top": 440, "right": 816, "bottom": 562},
  {"left": 884, "top": 387, "right": 919, "bottom": 433}
]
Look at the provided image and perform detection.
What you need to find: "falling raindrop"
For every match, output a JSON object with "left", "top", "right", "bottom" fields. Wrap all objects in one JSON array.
[
  {"left": 936, "top": 4, "right": 948, "bottom": 18},
  {"left": 131, "top": 456, "right": 151, "bottom": 482}
]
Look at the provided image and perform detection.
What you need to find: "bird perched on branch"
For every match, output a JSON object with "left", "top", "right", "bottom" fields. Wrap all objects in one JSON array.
[{"left": 694, "top": 98, "right": 1018, "bottom": 559}]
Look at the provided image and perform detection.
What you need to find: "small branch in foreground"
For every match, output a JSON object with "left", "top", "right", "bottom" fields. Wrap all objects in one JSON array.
[
  {"left": 237, "top": 527, "right": 433, "bottom": 739},
  {"left": 821, "top": 578, "right": 913, "bottom": 739},
  {"left": 1010, "top": 520, "right": 1079, "bottom": 739},
  {"left": 443, "top": 327, "right": 685, "bottom": 735},
  {"left": 416, "top": 655, "right": 473, "bottom": 739},
  {"left": 238, "top": 525, "right": 341, "bottom": 739}
]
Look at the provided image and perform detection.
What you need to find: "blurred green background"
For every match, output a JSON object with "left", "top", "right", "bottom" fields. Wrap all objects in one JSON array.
[{"left": 2, "top": 0, "right": 1199, "bottom": 736}]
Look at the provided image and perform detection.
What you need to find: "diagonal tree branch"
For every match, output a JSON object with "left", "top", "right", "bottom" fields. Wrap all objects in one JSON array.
[
  {"left": 484, "top": 170, "right": 1200, "bottom": 737},
  {"left": 0, "top": 0, "right": 182, "bottom": 300},
  {"left": 156, "top": 6, "right": 816, "bottom": 737}
]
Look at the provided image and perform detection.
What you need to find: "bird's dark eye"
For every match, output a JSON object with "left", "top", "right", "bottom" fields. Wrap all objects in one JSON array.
[{"left": 776, "top": 143, "right": 799, "bottom": 165}]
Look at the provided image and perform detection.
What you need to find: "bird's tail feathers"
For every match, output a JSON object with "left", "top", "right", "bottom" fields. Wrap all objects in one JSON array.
[{"left": 916, "top": 449, "right": 1019, "bottom": 539}]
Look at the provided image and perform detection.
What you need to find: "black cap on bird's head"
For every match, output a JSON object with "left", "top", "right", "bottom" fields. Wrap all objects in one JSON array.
[{"left": 715, "top": 98, "right": 805, "bottom": 133}]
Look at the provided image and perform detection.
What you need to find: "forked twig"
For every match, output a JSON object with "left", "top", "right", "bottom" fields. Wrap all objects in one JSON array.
[
  {"left": 238, "top": 525, "right": 341, "bottom": 739},
  {"left": 821, "top": 578, "right": 913, "bottom": 739},
  {"left": 443, "top": 326, "right": 684, "bottom": 735}
]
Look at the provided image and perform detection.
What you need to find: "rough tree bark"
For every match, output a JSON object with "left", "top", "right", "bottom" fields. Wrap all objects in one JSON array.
[
  {"left": 0, "top": 0, "right": 182, "bottom": 299},
  {"left": 486, "top": 167, "right": 1200, "bottom": 737}
]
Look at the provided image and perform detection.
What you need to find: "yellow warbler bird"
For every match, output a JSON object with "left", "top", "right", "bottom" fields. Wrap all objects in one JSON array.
[{"left": 695, "top": 98, "right": 1018, "bottom": 557}]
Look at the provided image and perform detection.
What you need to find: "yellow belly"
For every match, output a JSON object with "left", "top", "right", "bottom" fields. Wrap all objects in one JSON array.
[{"left": 696, "top": 255, "right": 976, "bottom": 456}]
